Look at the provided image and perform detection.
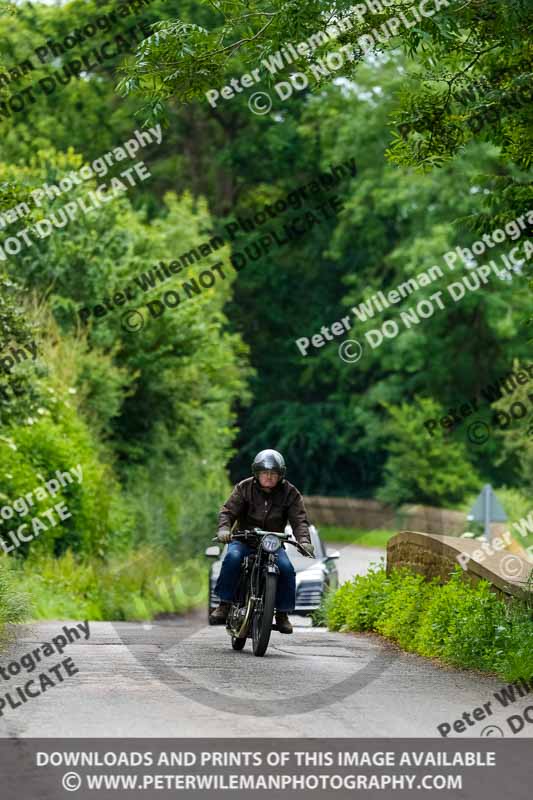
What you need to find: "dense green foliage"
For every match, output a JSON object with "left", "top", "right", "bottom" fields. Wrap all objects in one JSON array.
[
  {"left": 121, "top": 0, "right": 532, "bottom": 213},
  {"left": 118, "top": 0, "right": 532, "bottom": 497},
  {"left": 492, "top": 360, "right": 533, "bottom": 494},
  {"left": 376, "top": 398, "right": 480, "bottom": 505},
  {"left": 0, "top": 1, "right": 252, "bottom": 617},
  {"left": 320, "top": 563, "right": 533, "bottom": 680},
  {"left": 0, "top": 558, "right": 29, "bottom": 642},
  {"left": 12, "top": 547, "right": 206, "bottom": 620},
  {"left": 0, "top": 0, "right": 531, "bottom": 620}
]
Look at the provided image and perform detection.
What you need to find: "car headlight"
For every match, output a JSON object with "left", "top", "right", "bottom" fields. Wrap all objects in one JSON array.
[{"left": 261, "top": 534, "right": 281, "bottom": 552}]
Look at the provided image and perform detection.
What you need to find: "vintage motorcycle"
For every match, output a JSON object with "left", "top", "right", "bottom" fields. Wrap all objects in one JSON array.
[{"left": 211, "top": 527, "right": 311, "bottom": 657}]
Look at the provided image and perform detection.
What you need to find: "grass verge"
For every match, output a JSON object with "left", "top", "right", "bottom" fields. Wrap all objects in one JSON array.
[
  {"left": 1, "top": 547, "right": 207, "bottom": 622},
  {"left": 314, "top": 561, "right": 533, "bottom": 681},
  {"left": 320, "top": 526, "right": 396, "bottom": 547},
  {"left": 0, "top": 558, "right": 30, "bottom": 645}
]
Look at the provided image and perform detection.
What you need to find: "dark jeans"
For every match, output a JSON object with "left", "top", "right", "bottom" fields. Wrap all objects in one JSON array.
[{"left": 214, "top": 540, "right": 296, "bottom": 612}]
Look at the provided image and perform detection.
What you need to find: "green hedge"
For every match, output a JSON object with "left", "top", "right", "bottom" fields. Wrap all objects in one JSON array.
[
  {"left": 0, "top": 410, "right": 134, "bottom": 561},
  {"left": 0, "top": 559, "right": 30, "bottom": 644},
  {"left": 4, "top": 547, "right": 207, "bottom": 621},
  {"left": 319, "top": 562, "right": 533, "bottom": 681}
]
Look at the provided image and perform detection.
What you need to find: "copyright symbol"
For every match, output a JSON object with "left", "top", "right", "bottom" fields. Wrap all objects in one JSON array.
[
  {"left": 501, "top": 554, "right": 527, "bottom": 580},
  {"left": 467, "top": 421, "right": 491, "bottom": 445},
  {"left": 338, "top": 339, "right": 364, "bottom": 364},
  {"left": 121, "top": 309, "right": 145, "bottom": 333},
  {"left": 248, "top": 92, "right": 272, "bottom": 115},
  {"left": 480, "top": 725, "right": 504, "bottom": 737},
  {"left": 62, "top": 772, "right": 82, "bottom": 791}
]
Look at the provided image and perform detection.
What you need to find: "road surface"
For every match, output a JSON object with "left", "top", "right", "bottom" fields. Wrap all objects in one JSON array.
[
  {"left": 332, "top": 542, "right": 385, "bottom": 584},
  {"left": 0, "top": 545, "right": 525, "bottom": 738}
]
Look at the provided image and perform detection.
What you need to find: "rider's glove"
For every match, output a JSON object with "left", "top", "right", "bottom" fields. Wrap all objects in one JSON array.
[
  {"left": 217, "top": 529, "right": 232, "bottom": 543},
  {"left": 301, "top": 542, "right": 315, "bottom": 558}
]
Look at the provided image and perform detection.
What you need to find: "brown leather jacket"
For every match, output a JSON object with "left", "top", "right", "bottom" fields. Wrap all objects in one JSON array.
[{"left": 218, "top": 477, "right": 312, "bottom": 545}]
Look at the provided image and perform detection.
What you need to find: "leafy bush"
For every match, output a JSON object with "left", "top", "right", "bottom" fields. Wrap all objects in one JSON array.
[
  {"left": 0, "top": 404, "right": 133, "bottom": 560},
  {"left": 414, "top": 570, "right": 508, "bottom": 671},
  {"left": 324, "top": 564, "right": 533, "bottom": 681},
  {"left": 491, "top": 359, "right": 533, "bottom": 494},
  {"left": 0, "top": 558, "right": 30, "bottom": 645},
  {"left": 2, "top": 155, "right": 251, "bottom": 570},
  {"left": 497, "top": 598, "right": 533, "bottom": 681},
  {"left": 10, "top": 547, "right": 207, "bottom": 621},
  {"left": 0, "top": 300, "right": 135, "bottom": 561},
  {"left": 311, "top": 585, "right": 337, "bottom": 628},
  {"left": 377, "top": 398, "right": 480, "bottom": 506},
  {"left": 376, "top": 570, "right": 437, "bottom": 651},
  {"left": 125, "top": 429, "right": 235, "bottom": 560},
  {"left": 326, "top": 559, "right": 390, "bottom": 632}
]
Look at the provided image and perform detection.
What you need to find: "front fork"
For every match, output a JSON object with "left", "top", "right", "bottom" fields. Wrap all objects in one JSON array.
[
  {"left": 234, "top": 552, "right": 279, "bottom": 638},
  {"left": 252, "top": 553, "right": 279, "bottom": 613}
]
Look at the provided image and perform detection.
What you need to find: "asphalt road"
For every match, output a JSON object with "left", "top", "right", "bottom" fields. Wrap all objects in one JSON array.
[
  {"left": 0, "top": 544, "right": 528, "bottom": 738},
  {"left": 333, "top": 542, "right": 385, "bottom": 584}
]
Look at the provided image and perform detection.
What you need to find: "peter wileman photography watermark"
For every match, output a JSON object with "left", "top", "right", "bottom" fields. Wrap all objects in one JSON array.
[
  {"left": 422, "top": 364, "right": 533, "bottom": 437},
  {"left": 205, "top": 0, "right": 452, "bottom": 115},
  {"left": 0, "top": 622, "right": 89, "bottom": 718},
  {"left": 0, "top": 126, "right": 162, "bottom": 261},
  {"left": 110, "top": 545, "right": 395, "bottom": 719},
  {"left": 0, "top": 465, "right": 82, "bottom": 555},
  {"left": 455, "top": 509, "right": 533, "bottom": 578},
  {"left": 0, "top": 340, "right": 40, "bottom": 406},
  {"left": 0, "top": 0, "right": 154, "bottom": 90},
  {"left": 357, "top": 245, "right": 528, "bottom": 354},
  {"left": 0, "top": 340, "right": 38, "bottom": 376},
  {"left": 0, "top": 0, "right": 154, "bottom": 121},
  {"left": 75, "top": 159, "right": 356, "bottom": 333},
  {"left": 125, "top": 196, "right": 344, "bottom": 333},
  {"left": 437, "top": 676, "right": 533, "bottom": 738},
  {"left": 294, "top": 208, "right": 532, "bottom": 359},
  {"left": 421, "top": 362, "right": 533, "bottom": 447}
]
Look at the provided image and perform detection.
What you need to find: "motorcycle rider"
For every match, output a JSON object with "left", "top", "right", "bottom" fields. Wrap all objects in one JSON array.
[{"left": 210, "top": 449, "right": 314, "bottom": 634}]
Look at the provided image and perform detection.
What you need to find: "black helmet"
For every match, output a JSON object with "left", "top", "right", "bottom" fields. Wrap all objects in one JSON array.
[{"left": 252, "top": 449, "right": 286, "bottom": 479}]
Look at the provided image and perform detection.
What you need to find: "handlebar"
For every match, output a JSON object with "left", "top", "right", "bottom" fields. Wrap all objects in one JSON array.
[{"left": 211, "top": 528, "right": 313, "bottom": 557}]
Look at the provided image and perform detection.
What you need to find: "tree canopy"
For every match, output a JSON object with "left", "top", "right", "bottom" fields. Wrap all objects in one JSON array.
[{"left": 0, "top": 0, "right": 530, "bottom": 585}]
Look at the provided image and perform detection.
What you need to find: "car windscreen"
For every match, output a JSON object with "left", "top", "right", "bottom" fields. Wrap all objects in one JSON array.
[{"left": 286, "top": 528, "right": 324, "bottom": 570}]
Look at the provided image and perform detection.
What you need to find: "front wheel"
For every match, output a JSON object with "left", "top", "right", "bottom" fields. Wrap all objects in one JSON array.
[{"left": 252, "top": 572, "right": 277, "bottom": 657}]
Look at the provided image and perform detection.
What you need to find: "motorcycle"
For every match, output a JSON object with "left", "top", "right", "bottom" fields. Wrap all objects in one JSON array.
[{"left": 211, "top": 527, "right": 312, "bottom": 657}]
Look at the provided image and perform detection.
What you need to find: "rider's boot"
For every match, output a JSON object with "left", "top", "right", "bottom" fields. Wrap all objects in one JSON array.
[
  {"left": 275, "top": 612, "right": 293, "bottom": 634},
  {"left": 210, "top": 602, "right": 231, "bottom": 624}
]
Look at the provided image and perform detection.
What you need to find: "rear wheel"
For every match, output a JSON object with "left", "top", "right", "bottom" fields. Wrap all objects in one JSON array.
[
  {"left": 252, "top": 573, "right": 277, "bottom": 657},
  {"left": 231, "top": 636, "right": 246, "bottom": 650}
]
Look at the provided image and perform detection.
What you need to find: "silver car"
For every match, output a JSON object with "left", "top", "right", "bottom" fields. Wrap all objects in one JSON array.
[{"left": 206, "top": 524, "right": 339, "bottom": 619}]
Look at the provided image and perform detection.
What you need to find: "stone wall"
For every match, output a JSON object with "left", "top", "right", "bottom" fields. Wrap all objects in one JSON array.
[
  {"left": 304, "top": 495, "right": 466, "bottom": 535},
  {"left": 386, "top": 530, "right": 533, "bottom": 601}
]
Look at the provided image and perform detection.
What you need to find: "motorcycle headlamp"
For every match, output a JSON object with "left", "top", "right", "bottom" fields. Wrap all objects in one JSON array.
[{"left": 261, "top": 534, "right": 281, "bottom": 552}]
